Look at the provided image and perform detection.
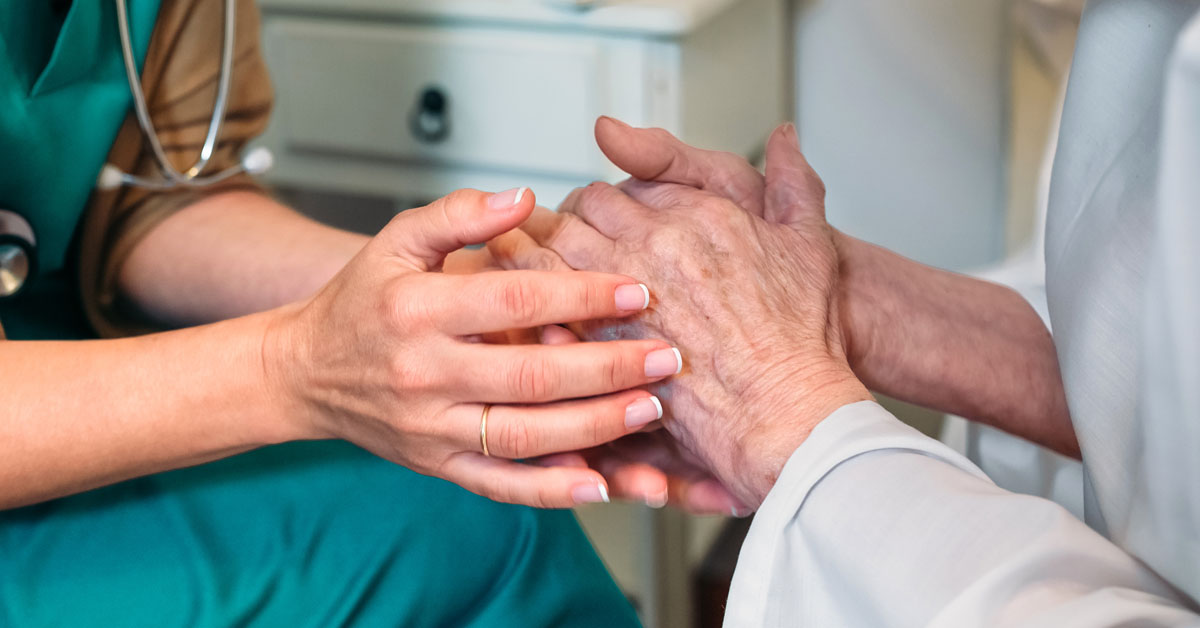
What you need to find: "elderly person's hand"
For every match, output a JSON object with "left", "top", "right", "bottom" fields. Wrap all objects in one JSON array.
[
  {"left": 491, "top": 129, "right": 872, "bottom": 507},
  {"left": 582, "top": 118, "right": 1079, "bottom": 459},
  {"left": 264, "top": 188, "right": 685, "bottom": 509},
  {"left": 528, "top": 323, "right": 750, "bottom": 515}
]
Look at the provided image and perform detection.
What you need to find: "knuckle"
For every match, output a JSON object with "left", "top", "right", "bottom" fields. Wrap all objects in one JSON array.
[
  {"left": 578, "top": 181, "right": 611, "bottom": 208},
  {"left": 533, "top": 485, "right": 558, "bottom": 509},
  {"left": 558, "top": 186, "right": 587, "bottom": 215},
  {"left": 590, "top": 407, "right": 611, "bottom": 444},
  {"left": 694, "top": 198, "right": 730, "bottom": 222},
  {"left": 716, "top": 150, "right": 749, "bottom": 168},
  {"left": 509, "top": 355, "right": 557, "bottom": 400},
  {"left": 656, "top": 230, "right": 691, "bottom": 260},
  {"left": 577, "top": 278, "right": 601, "bottom": 316},
  {"left": 499, "top": 419, "right": 538, "bottom": 457},
  {"left": 556, "top": 211, "right": 589, "bottom": 239},
  {"left": 808, "top": 171, "right": 828, "bottom": 197},
  {"left": 603, "top": 351, "right": 627, "bottom": 390},
  {"left": 710, "top": 216, "right": 744, "bottom": 249},
  {"left": 441, "top": 188, "right": 480, "bottom": 214},
  {"left": 389, "top": 357, "right": 436, "bottom": 395},
  {"left": 498, "top": 279, "right": 543, "bottom": 327},
  {"left": 484, "top": 475, "right": 516, "bottom": 504},
  {"left": 638, "top": 184, "right": 680, "bottom": 209},
  {"left": 649, "top": 127, "right": 674, "bottom": 142},
  {"left": 714, "top": 151, "right": 756, "bottom": 188},
  {"left": 534, "top": 249, "right": 567, "bottom": 271},
  {"left": 486, "top": 235, "right": 517, "bottom": 265},
  {"left": 383, "top": 276, "right": 429, "bottom": 330}
]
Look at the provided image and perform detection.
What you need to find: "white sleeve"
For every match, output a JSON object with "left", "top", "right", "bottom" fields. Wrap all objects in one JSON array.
[{"left": 724, "top": 401, "right": 1200, "bottom": 628}]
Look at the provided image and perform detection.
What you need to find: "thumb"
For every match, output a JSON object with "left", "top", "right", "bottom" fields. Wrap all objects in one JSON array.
[
  {"left": 383, "top": 187, "right": 535, "bottom": 270},
  {"left": 595, "top": 116, "right": 766, "bottom": 216},
  {"left": 764, "top": 123, "right": 827, "bottom": 227}
]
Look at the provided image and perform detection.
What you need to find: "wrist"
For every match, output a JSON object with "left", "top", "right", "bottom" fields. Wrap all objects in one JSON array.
[
  {"left": 258, "top": 303, "right": 323, "bottom": 443},
  {"left": 833, "top": 231, "right": 900, "bottom": 381},
  {"left": 734, "top": 366, "right": 871, "bottom": 505}
]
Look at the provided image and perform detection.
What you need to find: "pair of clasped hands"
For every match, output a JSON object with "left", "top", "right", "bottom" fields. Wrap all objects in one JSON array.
[{"left": 263, "top": 118, "right": 870, "bottom": 514}]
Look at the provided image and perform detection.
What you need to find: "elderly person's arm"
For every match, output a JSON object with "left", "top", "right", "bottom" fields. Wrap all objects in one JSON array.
[{"left": 502, "top": 125, "right": 1198, "bottom": 625}]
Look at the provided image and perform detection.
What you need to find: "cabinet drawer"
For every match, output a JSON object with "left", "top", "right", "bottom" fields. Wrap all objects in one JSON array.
[{"left": 263, "top": 18, "right": 608, "bottom": 178}]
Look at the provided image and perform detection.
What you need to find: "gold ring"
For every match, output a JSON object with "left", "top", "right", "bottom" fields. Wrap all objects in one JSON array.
[{"left": 480, "top": 404, "right": 493, "bottom": 457}]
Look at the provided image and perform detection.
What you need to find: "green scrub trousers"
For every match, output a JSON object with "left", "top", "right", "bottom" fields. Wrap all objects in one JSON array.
[
  {"left": 0, "top": 442, "right": 638, "bottom": 627},
  {"left": 0, "top": 2, "right": 640, "bottom": 625}
]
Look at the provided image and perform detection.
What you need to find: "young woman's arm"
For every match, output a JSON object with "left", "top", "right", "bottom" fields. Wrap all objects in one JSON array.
[{"left": 2, "top": 190, "right": 678, "bottom": 510}]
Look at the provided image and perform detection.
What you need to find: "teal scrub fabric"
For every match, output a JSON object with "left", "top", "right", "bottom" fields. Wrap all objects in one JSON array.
[
  {"left": 0, "top": 4, "right": 640, "bottom": 625},
  {"left": 0, "top": 441, "right": 639, "bottom": 627},
  {"left": 0, "top": 0, "right": 158, "bottom": 340}
]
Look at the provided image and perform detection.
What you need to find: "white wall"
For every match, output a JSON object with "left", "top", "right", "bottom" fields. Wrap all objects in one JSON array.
[{"left": 793, "top": 0, "right": 1010, "bottom": 270}]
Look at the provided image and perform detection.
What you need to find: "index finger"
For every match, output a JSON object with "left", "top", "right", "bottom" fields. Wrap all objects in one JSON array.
[
  {"left": 518, "top": 205, "right": 616, "bottom": 271},
  {"left": 431, "top": 270, "right": 651, "bottom": 334},
  {"left": 488, "top": 225, "right": 574, "bottom": 272}
]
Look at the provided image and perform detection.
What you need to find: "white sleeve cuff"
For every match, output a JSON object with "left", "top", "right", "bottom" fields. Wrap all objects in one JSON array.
[{"left": 725, "top": 400, "right": 990, "bottom": 626}]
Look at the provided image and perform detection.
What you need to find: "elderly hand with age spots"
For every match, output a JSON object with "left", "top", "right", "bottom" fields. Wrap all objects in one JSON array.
[{"left": 490, "top": 122, "right": 872, "bottom": 508}]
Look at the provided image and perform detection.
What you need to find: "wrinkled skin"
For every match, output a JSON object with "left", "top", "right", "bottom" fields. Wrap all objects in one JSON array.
[{"left": 492, "top": 124, "right": 871, "bottom": 507}]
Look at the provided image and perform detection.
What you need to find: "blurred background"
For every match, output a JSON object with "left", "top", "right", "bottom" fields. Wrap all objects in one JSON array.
[{"left": 248, "top": 0, "right": 1082, "bottom": 625}]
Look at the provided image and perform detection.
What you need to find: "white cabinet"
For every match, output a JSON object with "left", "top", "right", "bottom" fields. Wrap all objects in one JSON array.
[{"left": 255, "top": 0, "right": 787, "bottom": 208}]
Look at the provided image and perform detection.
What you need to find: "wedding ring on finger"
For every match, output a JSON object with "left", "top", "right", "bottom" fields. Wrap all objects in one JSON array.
[{"left": 480, "top": 404, "right": 493, "bottom": 457}]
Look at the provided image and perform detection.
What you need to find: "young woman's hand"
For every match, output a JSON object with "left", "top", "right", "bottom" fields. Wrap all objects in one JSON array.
[{"left": 264, "top": 188, "right": 683, "bottom": 508}]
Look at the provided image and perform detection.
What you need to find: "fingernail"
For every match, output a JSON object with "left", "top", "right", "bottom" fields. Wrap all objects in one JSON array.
[
  {"left": 644, "top": 347, "right": 683, "bottom": 377},
  {"left": 572, "top": 483, "right": 610, "bottom": 505},
  {"left": 625, "top": 395, "right": 663, "bottom": 429},
  {"left": 731, "top": 506, "right": 751, "bottom": 518},
  {"left": 598, "top": 115, "right": 630, "bottom": 129},
  {"left": 488, "top": 187, "right": 527, "bottom": 210},
  {"left": 615, "top": 283, "right": 650, "bottom": 311},
  {"left": 645, "top": 489, "right": 668, "bottom": 509}
]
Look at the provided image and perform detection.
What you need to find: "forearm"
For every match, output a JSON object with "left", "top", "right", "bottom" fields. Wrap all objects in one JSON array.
[
  {"left": 0, "top": 311, "right": 301, "bottom": 509},
  {"left": 836, "top": 233, "right": 1077, "bottom": 457},
  {"left": 119, "top": 191, "right": 369, "bottom": 327}
]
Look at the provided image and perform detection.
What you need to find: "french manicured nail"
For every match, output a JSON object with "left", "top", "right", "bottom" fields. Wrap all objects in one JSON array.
[
  {"left": 488, "top": 187, "right": 527, "bottom": 210},
  {"left": 572, "top": 483, "right": 610, "bottom": 505},
  {"left": 615, "top": 283, "right": 650, "bottom": 311},
  {"left": 625, "top": 396, "right": 663, "bottom": 429},
  {"left": 645, "top": 489, "right": 668, "bottom": 509},
  {"left": 644, "top": 347, "right": 683, "bottom": 377},
  {"left": 731, "top": 507, "right": 751, "bottom": 518}
]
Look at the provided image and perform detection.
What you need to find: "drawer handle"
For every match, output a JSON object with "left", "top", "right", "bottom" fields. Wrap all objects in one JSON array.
[{"left": 409, "top": 86, "right": 452, "bottom": 144}]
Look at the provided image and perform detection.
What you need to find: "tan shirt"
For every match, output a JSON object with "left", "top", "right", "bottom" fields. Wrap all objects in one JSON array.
[{"left": 0, "top": 0, "right": 273, "bottom": 340}]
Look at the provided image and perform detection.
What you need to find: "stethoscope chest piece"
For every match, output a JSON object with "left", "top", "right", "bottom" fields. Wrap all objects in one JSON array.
[{"left": 0, "top": 209, "right": 36, "bottom": 300}]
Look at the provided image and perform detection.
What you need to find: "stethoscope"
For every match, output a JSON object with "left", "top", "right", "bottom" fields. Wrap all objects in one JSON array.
[{"left": 1, "top": 0, "right": 274, "bottom": 300}]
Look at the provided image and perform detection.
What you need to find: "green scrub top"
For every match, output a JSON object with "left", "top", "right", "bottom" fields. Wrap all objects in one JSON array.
[
  {"left": 0, "top": 0, "right": 158, "bottom": 340},
  {"left": 0, "top": 5, "right": 641, "bottom": 626}
]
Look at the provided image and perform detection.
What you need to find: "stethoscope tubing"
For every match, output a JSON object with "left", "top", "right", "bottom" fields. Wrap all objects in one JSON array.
[
  {"left": 3, "top": 0, "right": 257, "bottom": 301},
  {"left": 113, "top": 0, "right": 238, "bottom": 187}
]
